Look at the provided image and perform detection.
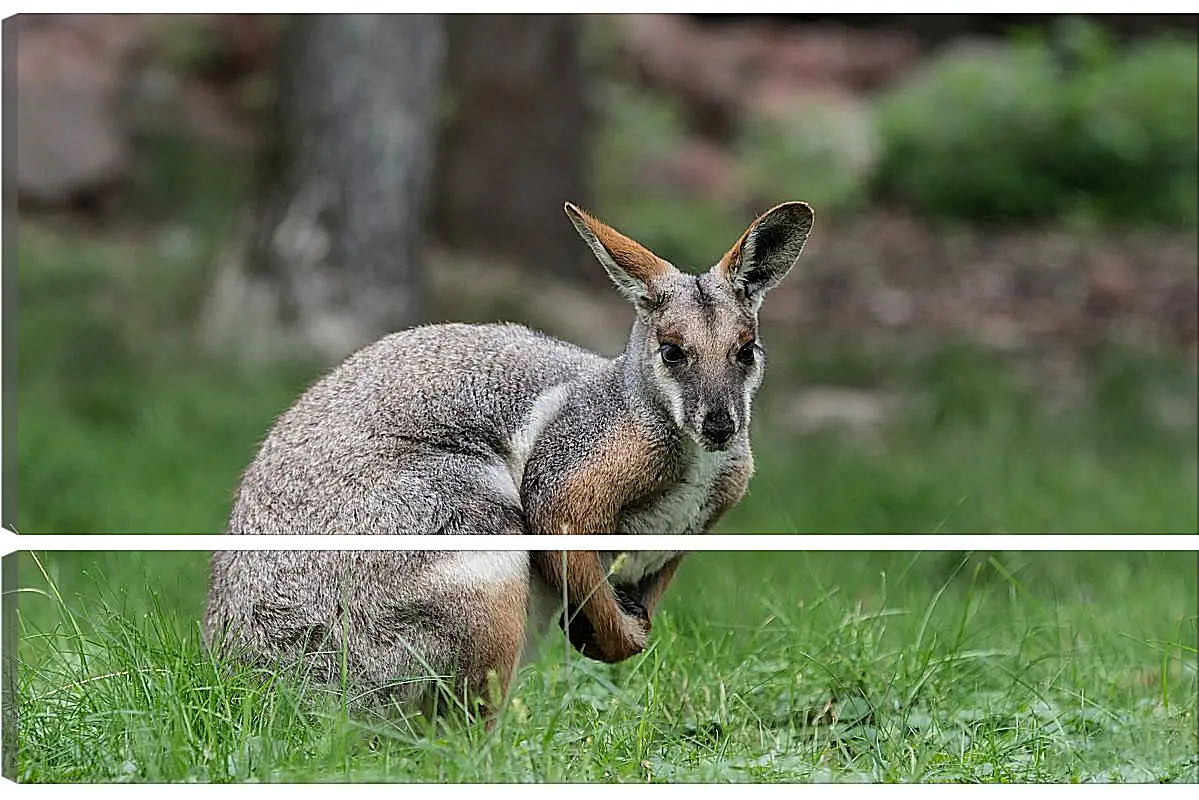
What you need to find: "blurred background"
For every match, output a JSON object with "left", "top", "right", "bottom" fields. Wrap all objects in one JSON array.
[{"left": 10, "top": 13, "right": 1199, "bottom": 533}]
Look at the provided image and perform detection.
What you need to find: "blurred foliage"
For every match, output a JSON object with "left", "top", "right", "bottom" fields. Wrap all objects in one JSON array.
[
  {"left": 1067, "top": 31, "right": 1199, "bottom": 226},
  {"left": 875, "top": 19, "right": 1198, "bottom": 227},
  {"left": 153, "top": 16, "right": 227, "bottom": 77},
  {"left": 14, "top": 130, "right": 317, "bottom": 534},
  {"left": 16, "top": 223, "right": 321, "bottom": 534},
  {"left": 125, "top": 130, "right": 253, "bottom": 233},
  {"left": 735, "top": 99, "right": 879, "bottom": 217},
  {"left": 589, "top": 79, "right": 746, "bottom": 268},
  {"left": 588, "top": 15, "right": 1197, "bottom": 244},
  {"left": 149, "top": 15, "right": 279, "bottom": 119}
]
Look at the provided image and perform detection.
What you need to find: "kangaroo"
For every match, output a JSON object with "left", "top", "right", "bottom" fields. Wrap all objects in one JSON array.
[{"left": 204, "top": 200, "right": 814, "bottom": 720}]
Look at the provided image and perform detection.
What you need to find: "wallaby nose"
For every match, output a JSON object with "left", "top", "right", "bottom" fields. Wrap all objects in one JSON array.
[{"left": 701, "top": 410, "right": 736, "bottom": 445}]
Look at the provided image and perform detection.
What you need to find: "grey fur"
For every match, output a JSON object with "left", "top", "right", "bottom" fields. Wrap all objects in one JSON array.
[{"left": 204, "top": 201, "right": 813, "bottom": 716}]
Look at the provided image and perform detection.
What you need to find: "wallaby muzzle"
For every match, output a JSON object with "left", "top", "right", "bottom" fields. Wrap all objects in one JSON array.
[{"left": 700, "top": 409, "right": 737, "bottom": 450}]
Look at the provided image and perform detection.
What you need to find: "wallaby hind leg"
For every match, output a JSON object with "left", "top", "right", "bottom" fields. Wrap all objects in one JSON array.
[
  {"left": 456, "top": 575, "right": 529, "bottom": 725},
  {"left": 206, "top": 549, "right": 534, "bottom": 724},
  {"left": 412, "top": 551, "right": 534, "bottom": 724}
]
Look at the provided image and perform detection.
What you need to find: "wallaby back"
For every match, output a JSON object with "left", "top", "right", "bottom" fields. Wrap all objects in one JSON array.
[{"left": 225, "top": 322, "right": 608, "bottom": 536}]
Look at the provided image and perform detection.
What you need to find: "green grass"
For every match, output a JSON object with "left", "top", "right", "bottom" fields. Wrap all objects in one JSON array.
[{"left": 14, "top": 549, "right": 1198, "bottom": 782}]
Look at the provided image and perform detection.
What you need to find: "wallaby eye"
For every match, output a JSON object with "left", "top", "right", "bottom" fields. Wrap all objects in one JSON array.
[
  {"left": 736, "top": 341, "right": 758, "bottom": 366},
  {"left": 659, "top": 343, "right": 687, "bottom": 365}
]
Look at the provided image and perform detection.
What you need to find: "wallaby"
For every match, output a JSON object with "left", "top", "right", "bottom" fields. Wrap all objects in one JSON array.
[{"left": 204, "top": 200, "right": 814, "bottom": 720}]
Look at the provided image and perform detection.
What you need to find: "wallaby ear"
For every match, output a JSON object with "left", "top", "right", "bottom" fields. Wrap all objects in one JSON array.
[
  {"left": 715, "top": 202, "right": 814, "bottom": 311},
  {"left": 564, "top": 202, "right": 676, "bottom": 311}
]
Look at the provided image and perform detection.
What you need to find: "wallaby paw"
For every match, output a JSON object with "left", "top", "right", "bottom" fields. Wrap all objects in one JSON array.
[
  {"left": 560, "top": 589, "right": 652, "bottom": 662},
  {"left": 592, "top": 610, "right": 650, "bottom": 663}
]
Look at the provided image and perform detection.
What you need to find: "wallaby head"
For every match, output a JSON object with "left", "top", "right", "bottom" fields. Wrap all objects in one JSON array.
[{"left": 564, "top": 201, "right": 814, "bottom": 452}]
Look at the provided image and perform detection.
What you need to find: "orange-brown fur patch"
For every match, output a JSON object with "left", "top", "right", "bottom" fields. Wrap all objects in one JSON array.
[
  {"left": 569, "top": 205, "right": 672, "bottom": 287},
  {"left": 536, "top": 421, "right": 671, "bottom": 535},
  {"left": 463, "top": 578, "right": 528, "bottom": 718},
  {"left": 655, "top": 328, "right": 687, "bottom": 346},
  {"left": 717, "top": 227, "right": 751, "bottom": 281},
  {"left": 533, "top": 550, "right": 633, "bottom": 660}
]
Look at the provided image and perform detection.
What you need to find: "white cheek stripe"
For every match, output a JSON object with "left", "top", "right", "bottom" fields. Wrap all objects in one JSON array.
[{"left": 658, "top": 369, "right": 687, "bottom": 430}]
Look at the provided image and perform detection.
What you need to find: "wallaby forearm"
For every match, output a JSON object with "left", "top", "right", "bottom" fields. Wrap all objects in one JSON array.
[
  {"left": 530, "top": 549, "right": 629, "bottom": 647},
  {"left": 524, "top": 436, "right": 658, "bottom": 661}
]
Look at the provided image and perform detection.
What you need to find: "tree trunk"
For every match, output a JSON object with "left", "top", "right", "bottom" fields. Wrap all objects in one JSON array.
[
  {"left": 205, "top": 14, "right": 445, "bottom": 364},
  {"left": 433, "top": 15, "right": 598, "bottom": 286}
]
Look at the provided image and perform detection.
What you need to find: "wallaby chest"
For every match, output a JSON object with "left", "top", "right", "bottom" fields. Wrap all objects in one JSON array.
[
  {"left": 600, "top": 448, "right": 734, "bottom": 585},
  {"left": 624, "top": 445, "right": 733, "bottom": 533}
]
